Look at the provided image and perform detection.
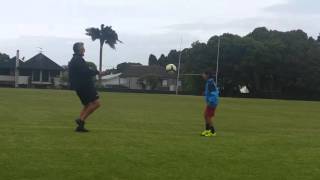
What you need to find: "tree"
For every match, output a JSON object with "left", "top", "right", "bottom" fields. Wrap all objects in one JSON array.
[
  {"left": 156, "top": 27, "right": 320, "bottom": 99},
  {"left": 148, "top": 54, "right": 158, "bottom": 66},
  {"left": 167, "top": 50, "right": 179, "bottom": 64},
  {"left": 158, "top": 54, "right": 167, "bottom": 66},
  {"left": 86, "top": 24, "right": 122, "bottom": 83},
  {"left": 247, "top": 27, "right": 269, "bottom": 41},
  {"left": 0, "top": 52, "right": 10, "bottom": 62}
]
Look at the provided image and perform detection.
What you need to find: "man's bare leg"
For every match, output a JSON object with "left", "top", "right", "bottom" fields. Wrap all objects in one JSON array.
[
  {"left": 80, "top": 105, "right": 89, "bottom": 120},
  {"left": 80, "top": 100, "right": 101, "bottom": 121},
  {"left": 75, "top": 101, "right": 100, "bottom": 132}
]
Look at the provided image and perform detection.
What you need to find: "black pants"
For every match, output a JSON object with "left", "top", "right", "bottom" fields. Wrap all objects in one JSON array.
[{"left": 75, "top": 86, "right": 99, "bottom": 106}]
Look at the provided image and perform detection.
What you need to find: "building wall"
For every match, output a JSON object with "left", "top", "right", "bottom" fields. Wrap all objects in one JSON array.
[
  {"left": 101, "top": 77, "right": 181, "bottom": 91},
  {"left": 163, "top": 79, "right": 181, "bottom": 92},
  {"left": 0, "top": 70, "right": 62, "bottom": 87},
  {"left": 101, "top": 77, "right": 143, "bottom": 89},
  {"left": 0, "top": 75, "right": 14, "bottom": 82},
  {"left": 102, "top": 77, "right": 127, "bottom": 86},
  {"left": 123, "top": 77, "right": 142, "bottom": 90},
  {"left": 123, "top": 78, "right": 180, "bottom": 91},
  {"left": 0, "top": 75, "right": 29, "bottom": 85},
  {"left": 103, "top": 77, "right": 142, "bottom": 90}
]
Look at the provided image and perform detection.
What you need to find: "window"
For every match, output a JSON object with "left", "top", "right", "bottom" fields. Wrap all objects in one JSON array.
[
  {"left": 33, "top": 70, "right": 40, "bottom": 81},
  {"left": 50, "top": 71, "right": 59, "bottom": 78},
  {"left": 20, "top": 70, "right": 32, "bottom": 76},
  {"left": 162, "top": 80, "right": 168, "bottom": 87},
  {"left": 42, "top": 70, "right": 49, "bottom": 82}
]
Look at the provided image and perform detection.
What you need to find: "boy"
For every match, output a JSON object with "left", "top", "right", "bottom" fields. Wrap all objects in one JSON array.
[
  {"left": 68, "top": 42, "right": 104, "bottom": 132},
  {"left": 201, "top": 70, "right": 219, "bottom": 137}
]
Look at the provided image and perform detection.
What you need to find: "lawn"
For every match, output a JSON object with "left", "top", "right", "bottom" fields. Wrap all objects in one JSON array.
[{"left": 0, "top": 88, "right": 319, "bottom": 180}]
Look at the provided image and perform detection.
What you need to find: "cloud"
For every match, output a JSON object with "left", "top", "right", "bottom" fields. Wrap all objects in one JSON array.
[
  {"left": 265, "top": 0, "right": 320, "bottom": 15},
  {"left": 165, "top": 14, "right": 320, "bottom": 38},
  {"left": 165, "top": 19, "right": 270, "bottom": 37},
  {"left": 1, "top": 0, "right": 319, "bottom": 68},
  {"left": 0, "top": 33, "right": 198, "bottom": 69}
]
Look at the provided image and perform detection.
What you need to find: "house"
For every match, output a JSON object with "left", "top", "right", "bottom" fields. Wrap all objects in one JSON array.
[
  {"left": 0, "top": 57, "right": 27, "bottom": 86},
  {"left": 101, "top": 65, "right": 181, "bottom": 91},
  {"left": 0, "top": 52, "right": 63, "bottom": 87}
]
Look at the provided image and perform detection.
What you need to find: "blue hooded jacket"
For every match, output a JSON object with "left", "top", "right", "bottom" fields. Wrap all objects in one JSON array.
[{"left": 205, "top": 78, "right": 219, "bottom": 107}]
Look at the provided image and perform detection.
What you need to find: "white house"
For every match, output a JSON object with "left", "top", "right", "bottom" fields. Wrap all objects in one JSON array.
[
  {"left": 101, "top": 65, "right": 181, "bottom": 91},
  {"left": 101, "top": 73, "right": 124, "bottom": 86}
]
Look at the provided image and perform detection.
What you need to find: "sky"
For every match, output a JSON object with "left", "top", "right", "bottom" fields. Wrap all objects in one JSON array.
[{"left": 0, "top": 0, "right": 319, "bottom": 69}]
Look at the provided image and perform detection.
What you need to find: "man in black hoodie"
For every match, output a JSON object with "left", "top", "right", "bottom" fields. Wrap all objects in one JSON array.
[{"left": 68, "top": 42, "right": 103, "bottom": 132}]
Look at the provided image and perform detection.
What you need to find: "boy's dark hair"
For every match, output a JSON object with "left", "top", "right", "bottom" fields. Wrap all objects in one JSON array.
[
  {"left": 204, "top": 69, "right": 214, "bottom": 78},
  {"left": 73, "top": 42, "right": 84, "bottom": 54}
]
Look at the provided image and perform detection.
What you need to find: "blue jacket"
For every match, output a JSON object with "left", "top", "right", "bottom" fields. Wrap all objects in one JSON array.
[{"left": 205, "top": 78, "right": 219, "bottom": 107}]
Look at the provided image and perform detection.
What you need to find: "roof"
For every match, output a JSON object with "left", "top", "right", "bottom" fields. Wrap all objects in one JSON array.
[
  {"left": 20, "top": 53, "right": 63, "bottom": 71},
  {"left": 120, "top": 65, "right": 176, "bottom": 79},
  {"left": 0, "top": 57, "right": 24, "bottom": 69},
  {"left": 102, "top": 73, "right": 122, "bottom": 80}
]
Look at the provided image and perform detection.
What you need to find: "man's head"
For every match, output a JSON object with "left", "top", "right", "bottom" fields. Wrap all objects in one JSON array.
[
  {"left": 73, "top": 42, "right": 85, "bottom": 56},
  {"left": 202, "top": 70, "right": 214, "bottom": 80}
]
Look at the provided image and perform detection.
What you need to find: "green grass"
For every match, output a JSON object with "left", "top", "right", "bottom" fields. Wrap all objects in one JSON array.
[{"left": 0, "top": 88, "right": 319, "bottom": 180}]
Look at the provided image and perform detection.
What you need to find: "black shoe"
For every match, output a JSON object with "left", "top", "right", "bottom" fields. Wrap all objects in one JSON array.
[
  {"left": 75, "top": 126, "right": 89, "bottom": 133},
  {"left": 75, "top": 118, "right": 82, "bottom": 126}
]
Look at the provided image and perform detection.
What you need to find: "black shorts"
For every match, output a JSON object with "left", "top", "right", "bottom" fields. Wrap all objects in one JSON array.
[{"left": 75, "top": 86, "right": 99, "bottom": 106}]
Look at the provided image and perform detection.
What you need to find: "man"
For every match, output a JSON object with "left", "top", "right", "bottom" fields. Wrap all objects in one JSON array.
[
  {"left": 200, "top": 70, "right": 219, "bottom": 137},
  {"left": 68, "top": 42, "right": 104, "bottom": 132}
]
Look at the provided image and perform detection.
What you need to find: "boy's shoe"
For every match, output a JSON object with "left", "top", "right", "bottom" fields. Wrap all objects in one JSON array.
[
  {"left": 201, "top": 130, "right": 211, "bottom": 136},
  {"left": 204, "top": 131, "right": 217, "bottom": 137},
  {"left": 201, "top": 130, "right": 217, "bottom": 137}
]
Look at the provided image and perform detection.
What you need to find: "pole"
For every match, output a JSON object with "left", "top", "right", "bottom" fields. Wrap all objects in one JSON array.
[
  {"left": 176, "top": 38, "right": 183, "bottom": 95},
  {"left": 215, "top": 36, "right": 221, "bottom": 84},
  {"left": 15, "top": 50, "right": 20, "bottom": 88}
]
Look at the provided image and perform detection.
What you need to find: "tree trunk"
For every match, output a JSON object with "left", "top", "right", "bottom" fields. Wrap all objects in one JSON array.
[{"left": 99, "top": 42, "right": 103, "bottom": 84}]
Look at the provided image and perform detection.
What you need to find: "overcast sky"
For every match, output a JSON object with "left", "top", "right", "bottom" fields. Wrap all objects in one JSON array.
[{"left": 0, "top": 0, "right": 319, "bottom": 69}]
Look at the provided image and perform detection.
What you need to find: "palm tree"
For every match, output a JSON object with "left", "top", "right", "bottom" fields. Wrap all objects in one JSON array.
[{"left": 86, "top": 24, "right": 122, "bottom": 83}]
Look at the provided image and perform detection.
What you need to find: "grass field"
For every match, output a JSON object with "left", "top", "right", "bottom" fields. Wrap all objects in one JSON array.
[{"left": 0, "top": 88, "right": 319, "bottom": 180}]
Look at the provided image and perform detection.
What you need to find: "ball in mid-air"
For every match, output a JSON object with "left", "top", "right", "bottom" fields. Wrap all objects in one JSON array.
[{"left": 166, "top": 64, "right": 177, "bottom": 74}]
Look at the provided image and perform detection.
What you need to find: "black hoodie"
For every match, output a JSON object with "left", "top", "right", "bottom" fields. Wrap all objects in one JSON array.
[{"left": 68, "top": 54, "right": 98, "bottom": 90}]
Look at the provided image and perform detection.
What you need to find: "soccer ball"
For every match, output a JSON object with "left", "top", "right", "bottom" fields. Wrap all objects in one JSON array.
[{"left": 166, "top": 64, "right": 177, "bottom": 74}]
